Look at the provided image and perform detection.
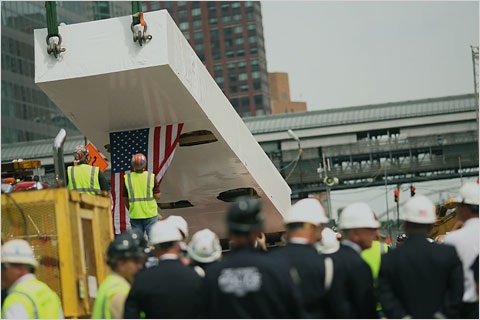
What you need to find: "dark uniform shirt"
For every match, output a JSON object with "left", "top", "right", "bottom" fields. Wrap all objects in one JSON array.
[
  {"left": 378, "top": 234, "right": 464, "bottom": 319},
  {"left": 325, "top": 243, "right": 377, "bottom": 318},
  {"left": 124, "top": 258, "right": 203, "bottom": 318},
  {"left": 269, "top": 241, "right": 341, "bottom": 318},
  {"left": 203, "top": 245, "right": 305, "bottom": 318}
]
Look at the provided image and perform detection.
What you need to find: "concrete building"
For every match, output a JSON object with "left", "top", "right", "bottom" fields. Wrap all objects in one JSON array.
[
  {"left": 269, "top": 72, "right": 307, "bottom": 114},
  {"left": 147, "top": 1, "right": 271, "bottom": 117}
]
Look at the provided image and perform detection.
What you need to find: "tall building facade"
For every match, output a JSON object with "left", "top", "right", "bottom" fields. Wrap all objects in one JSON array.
[
  {"left": 146, "top": 1, "right": 271, "bottom": 117},
  {"left": 1, "top": 1, "right": 130, "bottom": 144}
]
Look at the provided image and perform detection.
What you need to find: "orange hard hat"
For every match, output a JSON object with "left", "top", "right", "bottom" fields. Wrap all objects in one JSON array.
[{"left": 131, "top": 153, "right": 147, "bottom": 171}]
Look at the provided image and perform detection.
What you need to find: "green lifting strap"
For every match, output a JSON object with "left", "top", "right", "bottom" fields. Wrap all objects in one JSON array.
[
  {"left": 132, "top": 1, "right": 142, "bottom": 25},
  {"left": 45, "top": 1, "right": 59, "bottom": 38}
]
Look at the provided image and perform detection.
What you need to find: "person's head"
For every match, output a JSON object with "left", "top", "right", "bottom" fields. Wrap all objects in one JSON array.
[
  {"left": 187, "top": 229, "right": 222, "bottom": 265},
  {"left": 396, "top": 233, "right": 408, "bottom": 247},
  {"left": 107, "top": 230, "right": 147, "bottom": 283},
  {"left": 1, "top": 239, "right": 38, "bottom": 289},
  {"left": 338, "top": 202, "right": 380, "bottom": 250},
  {"left": 226, "top": 196, "right": 264, "bottom": 247},
  {"left": 403, "top": 194, "right": 436, "bottom": 236},
  {"left": 284, "top": 198, "right": 329, "bottom": 244},
  {"left": 316, "top": 227, "right": 340, "bottom": 254},
  {"left": 453, "top": 182, "right": 479, "bottom": 222},
  {"left": 74, "top": 145, "right": 90, "bottom": 164},
  {"left": 166, "top": 215, "right": 189, "bottom": 241},
  {"left": 149, "top": 220, "right": 183, "bottom": 257},
  {"left": 131, "top": 153, "right": 147, "bottom": 173}
]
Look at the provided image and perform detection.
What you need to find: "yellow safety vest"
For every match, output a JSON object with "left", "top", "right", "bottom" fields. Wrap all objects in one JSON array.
[
  {"left": 361, "top": 240, "right": 388, "bottom": 281},
  {"left": 1, "top": 277, "right": 63, "bottom": 319},
  {"left": 67, "top": 164, "right": 101, "bottom": 195},
  {"left": 124, "top": 171, "right": 158, "bottom": 219},
  {"left": 92, "top": 273, "right": 130, "bottom": 319}
]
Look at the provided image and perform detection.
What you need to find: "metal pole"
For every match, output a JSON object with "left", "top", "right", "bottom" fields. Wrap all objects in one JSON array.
[
  {"left": 384, "top": 163, "right": 389, "bottom": 223},
  {"left": 53, "top": 128, "right": 67, "bottom": 187},
  {"left": 458, "top": 156, "right": 463, "bottom": 184},
  {"left": 396, "top": 183, "right": 400, "bottom": 226},
  {"left": 471, "top": 46, "right": 479, "bottom": 145},
  {"left": 326, "top": 184, "right": 333, "bottom": 221}
]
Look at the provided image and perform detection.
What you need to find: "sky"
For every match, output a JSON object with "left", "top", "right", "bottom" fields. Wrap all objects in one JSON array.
[{"left": 261, "top": 1, "right": 479, "bottom": 111}]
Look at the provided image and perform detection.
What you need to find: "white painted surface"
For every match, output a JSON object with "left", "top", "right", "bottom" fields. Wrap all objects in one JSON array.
[{"left": 34, "top": 10, "right": 290, "bottom": 238}]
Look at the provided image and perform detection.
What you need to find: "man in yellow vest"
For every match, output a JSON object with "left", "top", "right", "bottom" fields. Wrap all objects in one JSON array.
[
  {"left": 1, "top": 239, "right": 64, "bottom": 319},
  {"left": 92, "top": 230, "right": 147, "bottom": 319},
  {"left": 67, "top": 145, "right": 109, "bottom": 195},
  {"left": 123, "top": 153, "right": 161, "bottom": 239}
]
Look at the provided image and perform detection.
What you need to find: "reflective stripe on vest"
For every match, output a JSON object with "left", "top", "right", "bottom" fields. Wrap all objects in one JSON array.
[
  {"left": 92, "top": 274, "right": 130, "bottom": 319},
  {"left": 1, "top": 277, "right": 63, "bottom": 319},
  {"left": 67, "top": 164, "right": 101, "bottom": 195}
]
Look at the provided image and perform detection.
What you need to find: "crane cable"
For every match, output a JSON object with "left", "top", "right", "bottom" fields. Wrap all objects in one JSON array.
[
  {"left": 131, "top": 1, "right": 152, "bottom": 46},
  {"left": 45, "top": 1, "right": 65, "bottom": 58}
]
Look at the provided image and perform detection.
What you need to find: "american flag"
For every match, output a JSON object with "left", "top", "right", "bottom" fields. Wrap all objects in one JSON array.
[{"left": 110, "top": 124, "right": 184, "bottom": 234}]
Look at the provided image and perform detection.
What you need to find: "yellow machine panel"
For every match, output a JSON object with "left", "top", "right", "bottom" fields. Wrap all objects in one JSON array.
[{"left": 1, "top": 188, "right": 113, "bottom": 318}]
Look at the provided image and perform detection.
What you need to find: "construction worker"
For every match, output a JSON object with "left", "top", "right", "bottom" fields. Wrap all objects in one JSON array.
[
  {"left": 124, "top": 220, "right": 203, "bottom": 318},
  {"left": 123, "top": 153, "right": 161, "bottom": 239},
  {"left": 166, "top": 215, "right": 190, "bottom": 265},
  {"left": 92, "top": 230, "right": 147, "bottom": 319},
  {"left": 444, "top": 181, "right": 480, "bottom": 318},
  {"left": 269, "top": 198, "right": 342, "bottom": 318},
  {"left": 67, "top": 145, "right": 109, "bottom": 194},
  {"left": 203, "top": 196, "right": 305, "bottom": 318},
  {"left": 361, "top": 230, "right": 389, "bottom": 317},
  {"left": 187, "top": 228, "right": 222, "bottom": 277},
  {"left": 335, "top": 202, "right": 379, "bottom": 318},
  {"left": 316, "top": 227, "right": 340, "bottom": 255},
  {"left": 378, "top": 195, "right": 464, "bottom": 318},
  {"left": 362, "top": 231, "right": 389, "bottom": 280},
  {"left": 1, "top": 239, "right": 64, "bottom": 319}
]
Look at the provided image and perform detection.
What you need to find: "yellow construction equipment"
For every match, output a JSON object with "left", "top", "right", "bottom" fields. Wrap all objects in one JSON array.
[
  {"left": 1, "top": 189, "right": 113, "bottom": 318},
  {"left": 428, "top": 198, "right": 458, "bottom": 240}
]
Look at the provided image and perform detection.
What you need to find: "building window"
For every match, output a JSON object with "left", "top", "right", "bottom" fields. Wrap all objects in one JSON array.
[
  {"left": 253, "top": 81, "right": 261, "bottom": 90},
  {"left": 214, "top": 64, "right": 223, "bottom": 72},
  {"left": 250, "top": 47, "right": 258, "bottom": 55},
  {"left": 222, "top": 15, "right": 231, "bottom": 23},
  {"left": 248, "top": 36, "right": 256, "bottom": 44},
  {"left": 237, "top": 61, "right": 246, "bottom": 69},
  {"left": 183, "top": 31, "right": 190, "bottom": 40},
  {"left": 194, "top": 31, "right": 203, "bottom": 40},
  {"left": 226, "top": 51, "right": 234, "bottom": 58},
  {"left": 245, "top": 1, "right": 254, "bottom": 7},
  {"left": 227, "top": 62, "right": 235, "bottom": 70},
  {"left": 191, "top": 7, "right": 201, "bottom": 16},
  {"left": 247, "top": 23, "right": 256, "bottom": 31},
  {"left": 232, "top": 2, "right": 241, "bottom": 8},
  {"left": 251, "top": 59, "right": 259, "bottom": 66},
  {"left": 215, "top": 76, "right": 224, "bottom": 83},
  {"left": 246, "top": 11, "right": 254, "bottom": 20},
  {"left": 233, "top": 14, "right": 241, "bottom": 21},
  {"left": 179, "top": 22, "right": 189, "bottom": 31},
  {"left": 192, "top": 20, "right": 202, "bottom": 28},
  {"left": 238, "top": 73, "right": 248, "bottom": 81},
  {"left": 236, "top": 49, "right": 245, "bottom": 57},
  {"left": 178, "top": 10, "right": 187, "bottom": 18},
  {"left": 209, "top": 17, "right": 217, "bottom": 25},
  {"left": 252, "top": 71, "right": 260, "bottom": 79},
  {"left": 234, "top": 26, "right": 243, "bottom": 34},
  {"left": 240, "top": 84, "right": 249, "bottom": 91},
  {"left": 234, "top": 38, "right": 244, "bottom": 45}
]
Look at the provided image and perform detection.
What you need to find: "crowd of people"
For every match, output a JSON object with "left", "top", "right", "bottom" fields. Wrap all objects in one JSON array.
[{"left": 1, "top": 147, "right": 478, "bottom": 319}]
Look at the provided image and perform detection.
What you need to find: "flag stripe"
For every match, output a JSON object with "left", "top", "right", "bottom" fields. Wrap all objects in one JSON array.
[{"left": 110, "top": 123, "right": 183, "bottom": 234}]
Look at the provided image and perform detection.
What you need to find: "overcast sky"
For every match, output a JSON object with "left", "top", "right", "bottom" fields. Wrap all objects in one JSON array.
[{"left": 261, "top": 1, "right": 479, "bottom": 111}]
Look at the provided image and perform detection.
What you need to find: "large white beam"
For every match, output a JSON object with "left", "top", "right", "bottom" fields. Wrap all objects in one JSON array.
[{"left": 34, "top": 10, "right": 290, "bottom": 238}]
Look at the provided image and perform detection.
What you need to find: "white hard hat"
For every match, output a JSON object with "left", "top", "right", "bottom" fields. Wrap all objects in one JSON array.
[
  {"left": 284, "top": 198, "right": 329, "bottom": 226},
  {"left": 187, "top": 228, "right": 222, "bottom": 263},
  {"left": 1, "top": 239, "right": 38, "bottom": 268},
  {"left": 166, "top": 215, "right": 189, "bottom": 239},
  {"left": 338, "top": 202, "right": 380, "bottom": 230},
  {"left": 316, "top": 227, "right": 340, "bottom": 254},
  {"left": 149, "top": 220, "right": 182, "bottom": 246},
  {"left": 403, "top": 195, "right": 436, "bottom": 224},
  {"left": 453, "top": 182, "right": 480, "bottom": 206}
]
